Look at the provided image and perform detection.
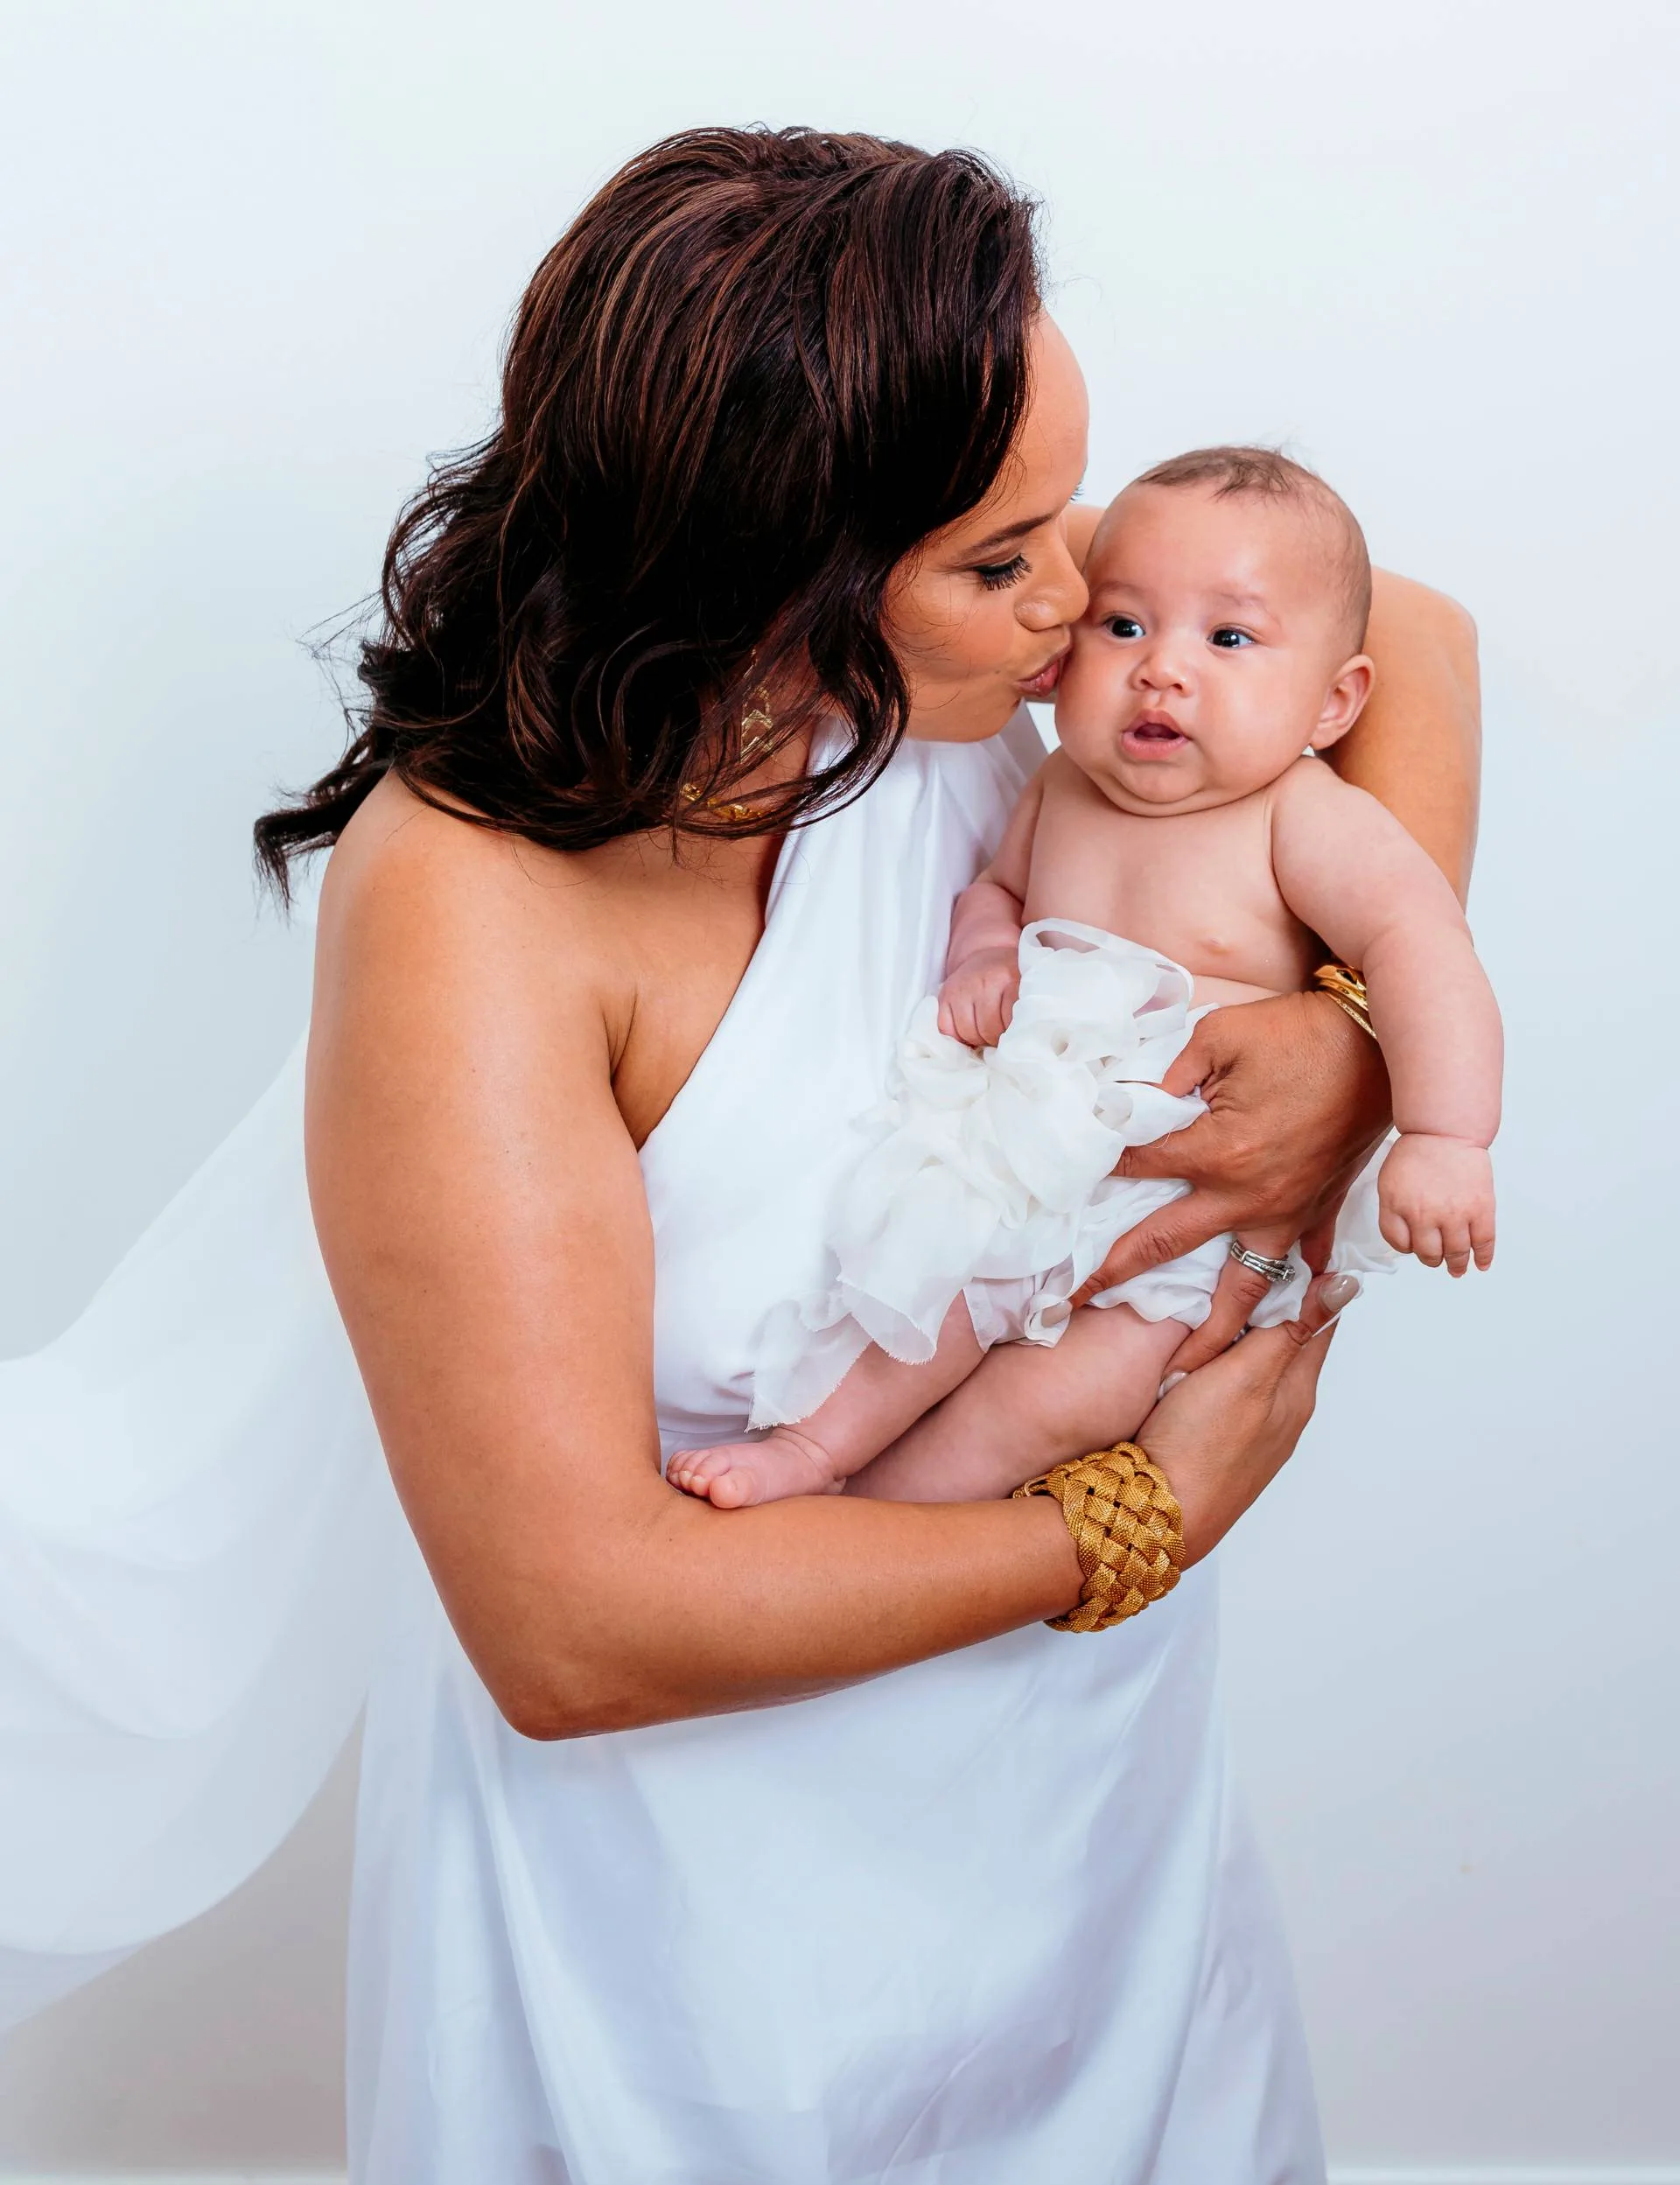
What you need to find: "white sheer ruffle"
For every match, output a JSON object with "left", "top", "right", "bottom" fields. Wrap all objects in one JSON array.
[
  {"left": 0, "top": 1040, "right": 404, "bottom": 2030},
  {"left": 752, "top": 919, "right": 1393, "bottom": 1430}
]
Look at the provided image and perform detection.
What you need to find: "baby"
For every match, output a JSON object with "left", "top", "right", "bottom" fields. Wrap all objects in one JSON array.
[{"left": 670, "top": 446, "right": 1502, "bottom": 1509}]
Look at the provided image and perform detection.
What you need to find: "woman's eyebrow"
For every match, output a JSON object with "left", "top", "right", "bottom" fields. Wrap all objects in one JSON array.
[{"left": 963, "top": 508, "right": 1060, "bottom": 556}]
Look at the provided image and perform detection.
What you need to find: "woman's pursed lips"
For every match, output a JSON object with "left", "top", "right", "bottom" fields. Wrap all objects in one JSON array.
[{"left": 1016, "top": 646, "right": 1070, "bottom": 697}]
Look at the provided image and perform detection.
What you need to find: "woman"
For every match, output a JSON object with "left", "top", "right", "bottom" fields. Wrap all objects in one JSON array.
[{"left": 4, "top": 128, "right": 1478, "bottom": 2178}]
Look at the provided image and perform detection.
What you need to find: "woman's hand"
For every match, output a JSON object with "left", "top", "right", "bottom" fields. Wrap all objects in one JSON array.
[
  {"left": 1070, "top": 992, "right": 1390, "bottom": 1370},
  {"left": 1143, "top": 1270, "right": 1358, "bottom": 1565}
]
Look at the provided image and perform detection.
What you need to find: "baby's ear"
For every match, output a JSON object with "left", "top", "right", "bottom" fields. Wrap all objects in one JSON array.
[{"left": 1311, "top": 655, "right": 1375, "bottom": 751}]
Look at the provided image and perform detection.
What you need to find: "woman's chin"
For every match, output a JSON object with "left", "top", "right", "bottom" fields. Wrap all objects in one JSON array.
[{"left": 906, "top": 683, "right": 1032, "bottom": 746}]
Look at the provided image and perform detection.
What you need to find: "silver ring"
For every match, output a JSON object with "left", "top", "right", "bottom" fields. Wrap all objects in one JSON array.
[{"left": 1228, "top": 1238, "right": 1294, "bottom": 1284}]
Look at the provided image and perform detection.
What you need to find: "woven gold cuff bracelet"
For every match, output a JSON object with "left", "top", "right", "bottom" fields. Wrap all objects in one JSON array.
[
  {"left": 1313, "top": 962, "right": 1376, "bottom": 1041},
  {"left": 1013, "top": 1443, "right": 1185, "bottom": 1633}
]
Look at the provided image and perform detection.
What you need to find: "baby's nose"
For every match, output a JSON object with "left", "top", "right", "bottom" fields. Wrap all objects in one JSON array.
[{"left": 1135, "top": 646, "right": 1192, "bottom": 690}]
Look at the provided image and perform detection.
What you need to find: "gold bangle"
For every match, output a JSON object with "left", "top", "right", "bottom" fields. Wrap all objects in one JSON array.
[
  {"left": 1013, "top": 1443, "right": 1185, "bottom": 1632},
  {"left": 1313, "top": 962, "right": 1377, "bottom": 1041}
]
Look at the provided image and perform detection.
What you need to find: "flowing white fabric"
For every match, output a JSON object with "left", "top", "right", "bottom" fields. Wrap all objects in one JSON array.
[
  {"left": 0, "top": 1042, "right": 409, "bottom": 2029},
  {"left": 3, "top": 711, "right": 1327, "bottom": 2182},
  {"left": 753, "top": 918, "right": 1394, "bottom": 1430}
]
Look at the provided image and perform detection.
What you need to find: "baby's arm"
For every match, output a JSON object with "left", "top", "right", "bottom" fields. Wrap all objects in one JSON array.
[
  {"left": 937, "top": 766, "right": 1044, "bottom": 1048},
  {"left": 1270, "top": 759, "right": 1502, "bottom": 1275}
]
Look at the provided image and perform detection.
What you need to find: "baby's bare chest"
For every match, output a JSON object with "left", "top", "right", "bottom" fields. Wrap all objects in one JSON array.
[{"left": 1023, "top": 770, "right": 1319, "bottom": 999}]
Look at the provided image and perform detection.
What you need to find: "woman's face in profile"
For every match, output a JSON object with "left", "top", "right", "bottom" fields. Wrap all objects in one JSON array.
[{"left": 885, "top": 314, "right": 1091, "bottom": 746}]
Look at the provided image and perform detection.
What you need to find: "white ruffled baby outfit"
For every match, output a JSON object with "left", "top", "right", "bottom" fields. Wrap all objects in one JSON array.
[{"left": 752, "top": 918, "right": 1392, "bottom": 1430}]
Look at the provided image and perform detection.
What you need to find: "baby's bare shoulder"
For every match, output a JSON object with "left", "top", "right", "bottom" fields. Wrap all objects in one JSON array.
[{"left": 1268, "top": 752, "right": 1409, "bottom": 843}]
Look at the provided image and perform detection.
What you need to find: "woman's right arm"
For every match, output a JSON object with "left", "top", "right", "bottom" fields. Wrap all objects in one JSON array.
[{"left": 306, "top": 802, "right": 1084, "bottom": 1739}]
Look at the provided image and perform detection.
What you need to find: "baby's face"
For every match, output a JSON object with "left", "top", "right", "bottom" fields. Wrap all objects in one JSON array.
[{"left": 1054, "top": 483, "right": 1368, "bottom": 815}]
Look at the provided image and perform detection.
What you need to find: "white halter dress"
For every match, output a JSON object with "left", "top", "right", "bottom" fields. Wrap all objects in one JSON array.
[{"left": 0, "top": 712, "right": 1326, "bottom": 2183}]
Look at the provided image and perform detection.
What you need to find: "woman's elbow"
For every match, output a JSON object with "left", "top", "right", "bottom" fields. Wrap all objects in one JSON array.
[{"left": 483, "top": 1626, "right": 679, "bottom": 1742}]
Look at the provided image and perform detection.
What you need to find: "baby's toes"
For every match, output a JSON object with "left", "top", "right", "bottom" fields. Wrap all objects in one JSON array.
[
  {"left": 705, "top": 1463, "right": 762, "bottom": 1510},
  {"left": 669, "top": 1446, "right": 728, "bottom": 1495}
]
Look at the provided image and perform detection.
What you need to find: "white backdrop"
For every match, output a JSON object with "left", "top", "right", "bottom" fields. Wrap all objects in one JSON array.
[{"left": 1, "top": 0, "right": 1676, "bottom": 2174}]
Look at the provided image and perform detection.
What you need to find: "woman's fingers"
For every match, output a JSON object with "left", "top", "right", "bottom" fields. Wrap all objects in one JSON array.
[
  {"left": 1297, "top": 1164, "right": 1359, "bottom": 1273},
  {"left": 1068, "top": 1187, "right": 1245, "bottom": 1307},
  {"left": 1154, "top": 1019, "right": 1221, "bottom": 1102},
  {"left": 1262, "top": 1276, "right": 1348, "bottom": 1418},
  {"left": 1159, "top": 1257, "right": 1273, "bottom": 1376},
  {"left": 1290, "top": 1268, "right": 1360, "bottom": 1345},
  {"left": 1135, "top": 1271, "right": 1353, "bottom": 1565},
  {"left": 1114, "top": 1111, "right": 1222, "bottom": 1185}
]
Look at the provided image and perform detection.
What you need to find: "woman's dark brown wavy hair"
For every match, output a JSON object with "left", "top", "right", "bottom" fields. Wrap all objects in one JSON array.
[{"left": 254, "top": 125, "right": 1041, "bottom": 898}]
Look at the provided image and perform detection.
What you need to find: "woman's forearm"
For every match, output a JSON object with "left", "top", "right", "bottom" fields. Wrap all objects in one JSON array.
[
  {"left": 504, "top": 1265, "right": 1359, "bottom": 1745},
  {"left": 1333, "top": 569, "right": 1481, "bottom": 902},
  {"left": 480, "top": 1481, "right": 1082, "bottom": 1739}
]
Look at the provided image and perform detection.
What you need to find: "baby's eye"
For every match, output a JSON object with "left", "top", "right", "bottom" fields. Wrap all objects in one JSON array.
[
  {"left": 1208, "top": 626, "right": 1256, "bottom": 648},
  {"left": 973, "top": 553, "right": 1029, "bottom": 591},
  {"left": 1105, "top": 614, "right": 1144, "bottom": 640}
]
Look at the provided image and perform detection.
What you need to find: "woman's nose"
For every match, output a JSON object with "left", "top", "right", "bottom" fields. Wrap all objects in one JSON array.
[{"left": 1019, "top": 542, "right": 1088, "bottom": 633}]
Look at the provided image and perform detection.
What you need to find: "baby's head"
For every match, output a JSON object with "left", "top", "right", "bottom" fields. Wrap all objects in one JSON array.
[{"left": 1055, "top": 446, "right": 1374, "bottom": 813}]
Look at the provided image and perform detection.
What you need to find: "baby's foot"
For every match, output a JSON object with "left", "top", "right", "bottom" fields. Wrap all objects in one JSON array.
[{"left": 668, "top": 1427, "right": 840, "bottom": 1509}]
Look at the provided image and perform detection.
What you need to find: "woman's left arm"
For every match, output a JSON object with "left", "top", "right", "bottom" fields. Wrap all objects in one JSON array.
[
  {"left": 1068, "top": 568, "right": 1482, "bottom": 1367},
  {"left": 1333, "top": 571, "right": 1480, "bottom": 904}
]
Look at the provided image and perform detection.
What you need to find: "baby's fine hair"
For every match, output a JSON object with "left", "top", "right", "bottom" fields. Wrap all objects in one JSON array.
[{"left": 1131, "top": 445, "right": 1372, "bottom": 652}]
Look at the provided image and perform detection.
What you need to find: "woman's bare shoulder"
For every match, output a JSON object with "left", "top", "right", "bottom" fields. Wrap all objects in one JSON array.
[
  {"left": 323, "top": 774, "right": 606, "bottom": 947},
  {"left": 316, "top": 774, "right": 628, "bottom": 1036}
]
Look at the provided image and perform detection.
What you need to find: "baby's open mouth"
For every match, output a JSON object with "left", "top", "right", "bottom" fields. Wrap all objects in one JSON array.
[{"left": 1121, "top": 714, "right": 1190, "bottom": 758}]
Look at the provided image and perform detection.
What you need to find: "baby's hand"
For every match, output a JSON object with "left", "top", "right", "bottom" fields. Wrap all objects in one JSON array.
[
  {"left": 1377, "top": 1132, "right": 1495, "bottom": 1276},
  {"left": 937, "top": 947, "right": 1021, "bottom": 1049}
]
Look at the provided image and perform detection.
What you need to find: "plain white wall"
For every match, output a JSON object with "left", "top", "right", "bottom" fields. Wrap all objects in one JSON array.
[{"left": 1, "top": 0, "right": 1675, "bottom": 2170}]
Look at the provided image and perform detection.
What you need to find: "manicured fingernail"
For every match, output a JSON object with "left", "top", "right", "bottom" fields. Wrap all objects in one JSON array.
[
  {"left": 1158, "top": 1371, "right": 1187, "bottom": 1397},
  {"left": 1320, "top": 1273, "right": 1362, "bottom": 1312}
]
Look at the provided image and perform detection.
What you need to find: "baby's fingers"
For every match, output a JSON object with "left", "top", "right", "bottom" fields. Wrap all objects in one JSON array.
[
  {"left": 1411, "top": 1223, "right": 1446, "bottom": 1268},
  {"left": 1378, "top": 1203, "right": 1412, "bottom": 1257},
  {"left": 1472, "top": 1209, "right": 1496, "bottom": 1271}
]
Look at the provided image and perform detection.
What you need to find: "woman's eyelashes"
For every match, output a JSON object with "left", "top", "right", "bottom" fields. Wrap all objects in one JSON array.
[{"left": 973, "top": 553, "right": 1029, "bottom": 591}]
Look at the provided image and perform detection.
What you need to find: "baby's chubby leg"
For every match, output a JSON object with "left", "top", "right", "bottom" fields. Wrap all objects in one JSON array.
[
  {"left": 668, "top": 1299, "right": 984, "bottom": 1509},
  {"left": 848, "top": 1305, "right": 1187, "bottom": 1504}
]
